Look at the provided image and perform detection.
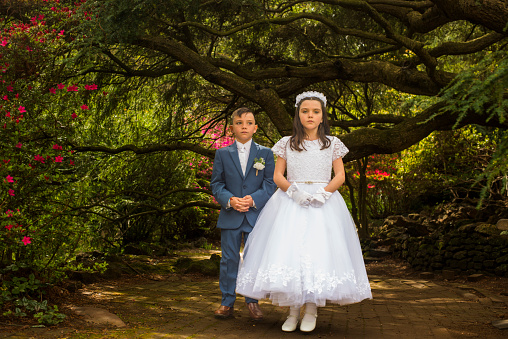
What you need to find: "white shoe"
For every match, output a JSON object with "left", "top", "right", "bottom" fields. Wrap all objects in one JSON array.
[
  {"left": 300, "top": 312, "right": 317, "bottom": 332},
  {"left": 281, "top": 315, "right": 299, "bottom": 332}
]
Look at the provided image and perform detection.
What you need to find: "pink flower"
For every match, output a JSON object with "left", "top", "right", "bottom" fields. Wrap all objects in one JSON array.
[
  {"left": 59, "top": 30, "right": 64, "bottom": 35},
  {"left": 6, "top": 85, "right": 13, "bottom": 92},
  {"left": 5, "top": 224, "right": 13, "bottom": 231},
  {"left": 22, "top": 236, "right": 31, "bottom": 245},
  {"left": 16, "top": 142, "right": 22, "bottom": 148},
  {"left": 71, "top": 112, "right": 77, "bottom": 119},
  {"left": 67, "top": 84, "right": 78, "bottom": 92},
  {"left": 80, "top": 104, "right": 88, "bottom": 110},
  {"left": 18, "top": 106, "right": 26, "bottom": 113},
  {"left": 6, "top": 175, "right": 14, "bottom": 183},
  {"left": 6, "top": 210, "right": 13, "bottom": 217},
  {"left": 69, "top": 160, "right": 75, "bottom": 166},
  {"left": 52, "top": 144, "right": 63, "bottom": 150},
  {"left": 54, "top": 155, "right": 63, "bottom": 162},
  {"left": 84, "top": 84, "right": 97, "bottom": 90},
  {"left": 49, "top": 87, "right": 56, "bottom": 94},
  {"left": 57, "top": 83, "right": 65, "bottom": 89},
  {"left": 2, "top": 95, "right": 7, "bottom": 100},
  {"left": 5, "top": 112, "right": 10, "bottom": 117},
  {"left": 8, "top": 189, "right": 14, "bottom": 196},
  {"left": 34, "top": 154, "right": 45, "bottom": 163}
]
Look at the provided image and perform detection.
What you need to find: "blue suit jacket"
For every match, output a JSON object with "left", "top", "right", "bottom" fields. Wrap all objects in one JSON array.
[{"left": 210, "top": 140, "right": 276, "bottom": 230}]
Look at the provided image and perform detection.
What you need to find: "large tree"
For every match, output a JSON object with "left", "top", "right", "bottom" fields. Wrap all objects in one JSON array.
[
  {"left": 62, "top": 0, "right": 508, "bottom": 161},
  {"left": 1, "top": 0, "right": 506, "bottom": 243}
]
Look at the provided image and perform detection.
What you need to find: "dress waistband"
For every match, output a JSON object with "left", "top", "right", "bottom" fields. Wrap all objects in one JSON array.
[{"left": 291, "top": 181, "right": 328, "bottom": 184}]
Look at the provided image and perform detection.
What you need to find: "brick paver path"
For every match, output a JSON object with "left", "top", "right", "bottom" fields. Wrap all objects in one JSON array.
[{"left": 6, "top": 273, "right": 507, "bottom": 338}]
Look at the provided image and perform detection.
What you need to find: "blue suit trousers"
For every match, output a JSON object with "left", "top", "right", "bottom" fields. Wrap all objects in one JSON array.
[{"left": 220, "top": 218, "right": 257, "bottom": 307}]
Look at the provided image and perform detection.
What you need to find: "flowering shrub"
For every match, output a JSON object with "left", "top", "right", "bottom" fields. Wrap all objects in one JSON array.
[{"left": 0, "top": 0, "right": 99, "bottom": 273}]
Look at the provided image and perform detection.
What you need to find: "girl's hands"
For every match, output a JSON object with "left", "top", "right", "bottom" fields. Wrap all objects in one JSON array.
[
  {"left": 286, "top": 183, "right": 312, "bottom": 208},
  {"left": 310, "top": 187, "right": 332, "bottom": 208}
]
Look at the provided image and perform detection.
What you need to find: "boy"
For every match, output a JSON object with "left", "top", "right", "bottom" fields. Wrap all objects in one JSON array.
[{"left": 210, "top": 107, "right": 276, "bottom": 320}]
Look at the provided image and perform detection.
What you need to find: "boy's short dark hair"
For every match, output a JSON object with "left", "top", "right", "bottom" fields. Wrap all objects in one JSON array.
[{"left": 230, "top": 107, "right": 255, "bottom": 124}]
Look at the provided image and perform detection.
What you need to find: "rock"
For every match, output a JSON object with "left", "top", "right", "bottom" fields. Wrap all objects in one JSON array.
[
  {"left": 492, "top": 319, "right": 508, "bottom": 329},
  {"left": 497, "top": 219, "right": 508, "bottom": 231},
  {"left": 71, "top": 306, "right": 126, "bottom": 327},
  {"left": 467, "top": 273, "right": 484, "bottom": 282},
  {"left": 474, "top": 223, "right": 501, "bottom": 236},
  {"left": 369, "top": 248, "right": 391, "bottom": 258},
  {"left": 419, "top": 272, "right": 434, "bottom": 279}
]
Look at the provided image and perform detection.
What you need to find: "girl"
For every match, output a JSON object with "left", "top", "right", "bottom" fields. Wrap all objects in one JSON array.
[{"left": 236, "top": 91, "right": 372, "bottom": 332}]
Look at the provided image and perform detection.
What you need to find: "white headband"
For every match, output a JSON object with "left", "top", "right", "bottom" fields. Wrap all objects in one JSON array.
[{"left": 295, "top": 91, "right": 327, "bottom": 107}]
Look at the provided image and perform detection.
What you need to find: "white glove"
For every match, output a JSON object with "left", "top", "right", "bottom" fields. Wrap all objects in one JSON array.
[
  {"left": 286, "top": 183, "right": 312, "bottom": 208},
  {"left": 310, "top": 187, "right": 332, "bottom": 208}
]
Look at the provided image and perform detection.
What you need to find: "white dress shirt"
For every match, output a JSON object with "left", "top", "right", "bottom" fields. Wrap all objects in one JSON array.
[
  {"left": 237, "top": 139, "right": 252, "bottom": 176},
  {"left": 227, "top": 139, "right": 256, "bottom": 209}
]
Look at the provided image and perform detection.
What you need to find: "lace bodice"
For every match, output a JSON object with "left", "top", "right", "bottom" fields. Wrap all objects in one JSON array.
[{"left": 272, "top": 136, "right": 349, "bottom": 183}]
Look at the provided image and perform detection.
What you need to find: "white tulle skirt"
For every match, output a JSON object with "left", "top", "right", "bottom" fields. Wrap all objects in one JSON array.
[{"left": 236, "top": 184, "right": 372, "bottom": 307}]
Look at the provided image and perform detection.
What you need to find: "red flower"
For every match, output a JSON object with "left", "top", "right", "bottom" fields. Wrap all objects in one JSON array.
[
  {"left": 69, "top": 160, "right": 75, "bottom": 166},
  {"left": 80, "top": 104, "right": 88, "bottom": 110},
  {"left": 8, "top": 189, "right": 14, "bottom": 196},
  {"left": 52, "top": 144, "right": 63, "bottom": 150},
  {"left": 67, "top": 84, "right": 78, "bottom": 92},
  {"left": 6, "top": 85, "right": 13, "bottom": 92},
  {"left": 84, "top": 84, "right": 97, "bottom": 90},
  {"left": 49, "top": 87, "right": 56, "bottom": 94},
  {"left": 6, "top": 175, "right": 14, "bottom": 183},
  {"left": 5, "top": 210, "right": 13, "bottom": 217},
  {"left": 15, "top": 142, "right": 22, "bottom": 148},
  {"left": 34, "top": 154, "right": 45, "bottom": 163},
  {"left": 22, "top": 236, "right": 31, "bottom": 245},
  {"left": 57, "top": 83, "right": 65, "bottom": 89},
  {"left": 54, "top": 155, "right": 63, "bottom": 163},
  {"left": 71, "top": 112, "right": 77, "bottom": 119},
  {"left": 5, "top": 224, "right": 13, "bottom": 231}
]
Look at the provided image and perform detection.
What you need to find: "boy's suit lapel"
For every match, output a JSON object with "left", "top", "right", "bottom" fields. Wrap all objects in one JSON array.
[
  {"left": 228, "top": 141, "right": 245, "bottom": 178},
  {"left": 244, "top": 142, "right": 259, "bottom": 178}
]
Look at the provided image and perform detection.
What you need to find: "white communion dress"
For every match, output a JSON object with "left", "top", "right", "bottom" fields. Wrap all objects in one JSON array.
[{"left": 236, "top": 136, "right": 372, "bottom": 307}]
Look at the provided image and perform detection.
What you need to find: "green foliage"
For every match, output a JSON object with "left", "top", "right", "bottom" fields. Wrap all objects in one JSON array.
[
  {"left": 0, "top": 0, "right": 103, "bottom": 277},
  {"left": 435, "top": 51, "right": 508, "bottom": 203},
  {"left": 344, "top": 126, "right": 499, "bottom": 219},
  {"left": 1, "top": 263, "right": 66, "bottom": 325}
]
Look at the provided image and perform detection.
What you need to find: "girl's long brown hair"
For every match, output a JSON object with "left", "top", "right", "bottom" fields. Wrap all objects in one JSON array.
[{"left": 289, "top": 96, "right": 331, "bottom": 151}]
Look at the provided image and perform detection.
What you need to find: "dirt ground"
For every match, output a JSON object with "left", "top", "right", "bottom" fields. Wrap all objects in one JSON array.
[{"left": 1, "top": 255, "right": 507, "bottom": 338}]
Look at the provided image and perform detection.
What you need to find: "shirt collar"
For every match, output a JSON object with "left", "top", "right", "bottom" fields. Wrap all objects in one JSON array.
[{"left": 236, "top": 139, "right": 252, "bottom": 150}]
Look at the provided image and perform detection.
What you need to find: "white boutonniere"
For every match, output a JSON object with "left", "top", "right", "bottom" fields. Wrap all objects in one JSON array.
[{"left": 253, "top": 157, "right": 265, "bottom": 176}]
